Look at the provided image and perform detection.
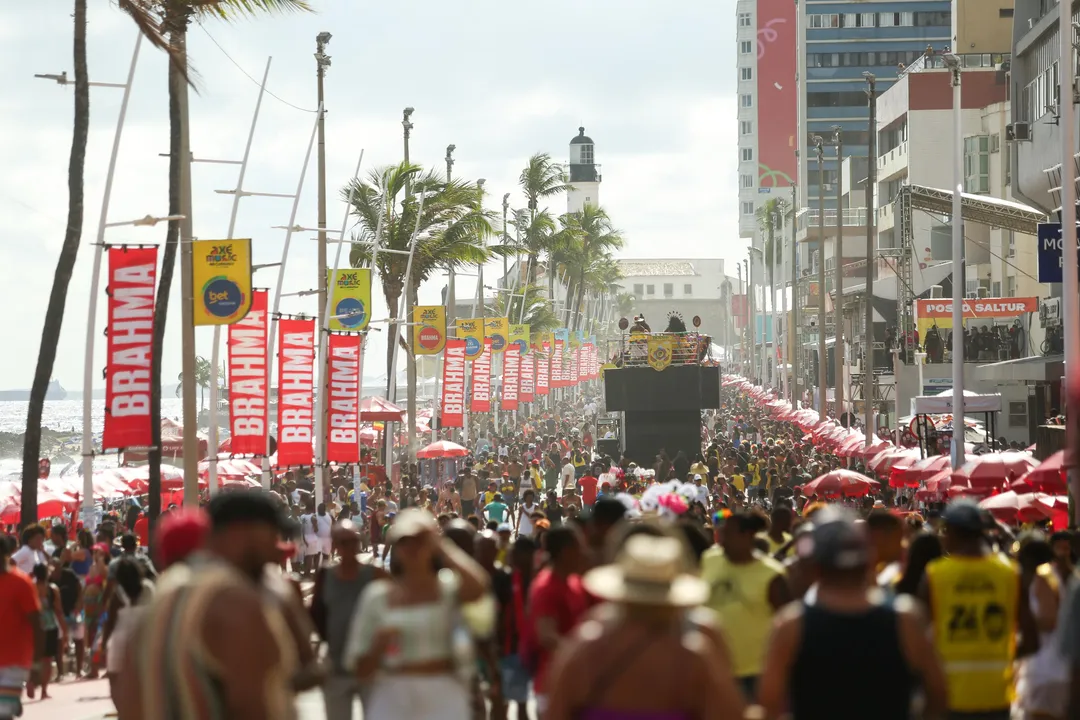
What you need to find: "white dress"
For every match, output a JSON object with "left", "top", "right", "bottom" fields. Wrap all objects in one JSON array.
[{"left": 518, "top": 503, "right": 537, "bottom": 536}]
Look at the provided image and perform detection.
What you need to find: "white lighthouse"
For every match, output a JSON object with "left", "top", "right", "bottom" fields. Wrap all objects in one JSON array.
[{"left": 567, "top": 126, "right": 601, "bottom": 214}]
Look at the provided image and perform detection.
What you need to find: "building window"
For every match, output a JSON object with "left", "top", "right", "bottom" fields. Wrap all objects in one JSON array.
[
  {"left": 633, "top": 283, "right": 644, "bottom": 296},
  {"left": 663, "top": 283, "right": 674, "bottom": 298},
  {"left": 646, "top": 284, "right": 655, "bottom": 295},
  {"left": 740, "top": 67, "right": 753, "bottom": 81},
  {"left": 741, "top": 147, "right": 754, "bottom": 162},
  {"left": 580, "top": 145, "right": 594, "bottom": 164},
  {"left": 738, "top": 12, "right": 752, "bottom": 27},
  {"left": 963, "top": 136, "right": 990, "bottom": 194},
  {"left": 1009, "top": 401, "right": 1027, "bottom": 428},
  {"left": 914, "top": 11, "right": 951, "bottom": 26},
  {"left": 740, "top": 173, "right": 754, "bottom": 188},
  {"left": 740, "top": 40, "right": 753, "bottom": 54},
  {"left": 683, "top": 283, "right": 693, "bottom": 295},
  {"left": 807, "top": 13, "right": 839, "bottom": 28},
  {"left": 742, "top": 201, "right": 755, "bottom": 215},
  {"left": 999, "top": 8, "right": 1014, "bottom": 17},
  {"left": 1008, "top": 231, "right": 1016, "bottom": 257},
  {"left": 1006, "top": 274, "right": 1016, "bottom": 296},
  {"left": 740, "top": 94, "right": 753, "bottom": 108},
  {"left": 808, "top": 90, "right": 876, "bottom": 107},
  {"left": 740, "top": 120, "right": 753, "bottom": 135},
  {"left": 992, "top": 281, "right": 1001, "bottom": 297}
]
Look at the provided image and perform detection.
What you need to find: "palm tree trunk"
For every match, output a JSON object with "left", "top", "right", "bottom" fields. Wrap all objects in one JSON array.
[
  {"left": 21, "top": 0, "right": 89, "bottom": 527},
  {"left": 149, "top": 3, "right": 186, "bottom": 542},
  {"left": 384, "top": 288, "right": 401, "bottom": 396}
]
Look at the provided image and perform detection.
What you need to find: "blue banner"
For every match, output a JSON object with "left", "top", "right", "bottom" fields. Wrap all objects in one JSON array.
[{"left": 1037, "top": 221, "right": 1080, "bottom": 283}]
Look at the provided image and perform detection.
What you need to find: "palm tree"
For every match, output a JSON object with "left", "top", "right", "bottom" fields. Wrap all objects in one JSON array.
[
  {"left": 757, "top": 198, "right": 782, "bottom": 383},
  {"left": 563, "top": 205, "right": 623, "bottom": 331},
  {"left": 119, "top": 0, "right": 310, "bottom": 544},
  {"left": 21, "top": 0, "right": 90, "bottom": 527},
  {"left": 175, "top": 355, "right": 215, "bottom": 411},
  {"left": 345, "top": 162, "right": 502, "bottom": 458},
  {"left": 488, "top": 284, "right": 560, "bottom": 335},
  {"left": 518, "top": 153, "right": 571, "bottom": 289}
]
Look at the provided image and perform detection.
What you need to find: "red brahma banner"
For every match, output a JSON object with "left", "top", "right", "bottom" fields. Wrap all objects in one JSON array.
[
  {"left": 103, "top": 246, "right": 158, "bottom": 450},
  {"left": 326, "top": 333, "right": 361, "bottom": 464},
  {"left": 276, "top": 318, "right": 315, "bottom": 466},
  {"left": 470, "top": 339, "right": 492, "bottom": 412},
  {"left": 537, "top": 343, "right": 550, "bottom": 396},
  {"left": 520, "top": 353, "right": 535, "bottom": 403},
  {"left": 501, "top": 346, "right": 521, "bottom": 411},
  {"left": 227, "top": 289, "right": 268, "bottom": 455},
  {"left": 440, "top": 338, "right": 466, "bottom": 428},
  {"left": 551, "top": 340, "right": 564, "bottom": 388}
]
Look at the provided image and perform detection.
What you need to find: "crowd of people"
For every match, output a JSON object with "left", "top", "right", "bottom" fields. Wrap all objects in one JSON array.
[{"left": 1, "top": 388, "right": 1080, "bottom": 720}]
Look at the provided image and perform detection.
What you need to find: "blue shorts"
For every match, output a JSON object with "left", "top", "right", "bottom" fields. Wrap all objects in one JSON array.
[{"left": 499, "top": 655, "right": 531, "bottom": 703}]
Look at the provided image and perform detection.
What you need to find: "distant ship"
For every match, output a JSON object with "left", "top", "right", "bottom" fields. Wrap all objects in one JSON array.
[{"left": 0, "top": 379, "right": 68, "bottom": 401}]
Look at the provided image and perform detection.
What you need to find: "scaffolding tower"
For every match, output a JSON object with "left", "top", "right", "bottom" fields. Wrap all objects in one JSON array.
[{"left": 889, "top": 183, "right": 1046, "bottom": 359}]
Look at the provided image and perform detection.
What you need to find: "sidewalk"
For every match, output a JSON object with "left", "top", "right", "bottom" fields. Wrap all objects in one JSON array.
[{"left": 21, "top": 679, "right": 331, "bottom": 720}]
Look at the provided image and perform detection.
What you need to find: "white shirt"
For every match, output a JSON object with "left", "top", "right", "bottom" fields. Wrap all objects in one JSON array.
[
  {"left": 12, "top": 545, "right": 47, "bottom": 575},
  {"left": 518, "top": 503, "right": 538, "bottom": 536},
  {"left": 560, "top": 463, "right": 575, "bottom": 490}
]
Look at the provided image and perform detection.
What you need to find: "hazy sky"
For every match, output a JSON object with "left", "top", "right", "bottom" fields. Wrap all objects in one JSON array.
[{"left": 0, "top": 1, "right": 738, "bottom": 391}]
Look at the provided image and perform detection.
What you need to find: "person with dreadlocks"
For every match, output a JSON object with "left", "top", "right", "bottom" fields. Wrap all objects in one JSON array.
[{"left": 665, "top": 312, "right": 693, "bottom": 364}]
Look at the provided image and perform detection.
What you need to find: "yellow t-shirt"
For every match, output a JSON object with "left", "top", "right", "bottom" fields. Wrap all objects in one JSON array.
[
  {"left": 731, "top": 474, "right": 746, "bottom": 491},
  {"left": 700, "top": 548, "right": 785, "bottom": 678}
]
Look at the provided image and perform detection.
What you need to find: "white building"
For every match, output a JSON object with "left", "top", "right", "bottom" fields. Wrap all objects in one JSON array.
[
  {"left": 567, "top": 127, "right": 601, "bottom": 214},
  {"left": 615, "top": 259, "right": 738, "bottom": 347}
]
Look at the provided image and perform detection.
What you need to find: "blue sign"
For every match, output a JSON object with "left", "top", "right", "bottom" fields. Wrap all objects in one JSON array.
[
  {"left": 1036, "top": 222, "right": 1080, "bottom": 283},
  {"left": 334, "top": 297, "right": 367, "bottom": 328}
]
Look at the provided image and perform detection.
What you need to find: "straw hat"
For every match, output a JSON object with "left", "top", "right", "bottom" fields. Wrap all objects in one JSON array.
[{"left": 583, "top": 535, "right": 708, "bottom": 607}]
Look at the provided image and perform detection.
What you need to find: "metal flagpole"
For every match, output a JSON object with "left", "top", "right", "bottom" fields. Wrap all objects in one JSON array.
[
  {"left": 81, "top": 34, "right": 143, "bottom": 524},
  {"left": 313, "top": 151, "right": 364, "bottom": 507},
  {"left": 353, "top": 176, "right": 387, "bottom": 490},
  {"left": 207, "top": 57, "right": 273, "bottom": 497},
  {"left": 262, "top": 103, "right": 324, "bottom": 488},
  {"left": 384, "top": 191, "right": 427, "bottom": 485},
  {"left": 945, "top": 53, "right": 965, "bottom": 469}
]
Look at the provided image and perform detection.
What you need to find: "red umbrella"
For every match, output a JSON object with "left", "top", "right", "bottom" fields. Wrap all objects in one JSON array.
[
  {"left": 359, "top": 396, "right": 406, "bottom": 422},
  {"left": 1012, "top": 451, "right": 1067, "bottom": 494},
  {"left": 857, "top": 439, "right": 892, "bottom": 460},
  {"left": 868, "top": 447, "right": 920, "bottom": 475},
  {"left": 979, "top": 491, "right": 1051, "bottom": 524},
  {"left": 801, "top": 469, "right": 879, "bottom": 498},
  {"left": 416, "top": 440, "right": 469, "bottom": 459},
  {"left": 899, "top": 454, "right": 952, "bottom": 486},
  {"left": 952, "top": 452, "right": 1038, "bottom": 491}
]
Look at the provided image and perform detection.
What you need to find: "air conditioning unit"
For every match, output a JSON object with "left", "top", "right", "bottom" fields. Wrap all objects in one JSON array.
[
  {"left": 1007, "top": 122, "right": 1031, "bottom": 142},
  {"left": 822, "top": 184, "right": 834, "bottom": 191},
  {"left": 929, "top": 284, "right": 944, "bottom": 298}
]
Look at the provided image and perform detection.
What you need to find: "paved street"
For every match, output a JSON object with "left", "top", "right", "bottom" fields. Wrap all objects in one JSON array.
[{"left": 21, "top": 678, "right": 347, "bottom": 719}]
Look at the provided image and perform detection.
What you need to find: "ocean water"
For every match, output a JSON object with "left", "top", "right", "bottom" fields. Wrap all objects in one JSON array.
[{"left": 0, "top": 398, "right": 186, "bottom": 436}]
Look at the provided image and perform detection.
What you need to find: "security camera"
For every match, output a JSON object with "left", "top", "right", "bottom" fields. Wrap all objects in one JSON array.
[
  {"left": 403, "top": 107, "right": 415, "bottom": 118},
  {"left": 942, "top": 53, "right": 961, "bottom": 69},
  {"left": 316, "top": 32, "right": 332, "bottom": 45},
  {"left": 447, "top": 144, "right": 456, "bottom": 154}
]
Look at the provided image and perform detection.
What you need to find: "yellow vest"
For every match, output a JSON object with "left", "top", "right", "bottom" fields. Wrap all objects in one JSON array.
[
  {"left": 926, "top": 554, "right": 1019, "bottom": 712},
  {"left": 700, "top": 549, "right": 784, "bottom": 678}
]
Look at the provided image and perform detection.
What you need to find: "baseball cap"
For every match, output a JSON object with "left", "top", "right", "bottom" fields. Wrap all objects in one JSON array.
[
  {"left": 943, "top": 499, "right": 986, "bottom": 533},
  {"left": 154, "top": 508, "right": 210, "bottom": 569},
  {"left": 207, "top": 490, "right": 293, "bottom": 534},
  {"left": 386, "top": 508, "right": 439, "bottom": 543},
  {"left": 808, "top": 506, "right": 870, "bottom": 571}
]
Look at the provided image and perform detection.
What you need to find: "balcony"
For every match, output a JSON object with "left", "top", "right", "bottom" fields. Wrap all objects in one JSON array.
[
  {"left": 900, "top": 52, "right": 1010, "bottom": 77},
  {"left": 796, "top": 207, "right": 869, "bottom": 232},
  {"left": 877, "top": 141, "right": 908, "bottom": 181}
]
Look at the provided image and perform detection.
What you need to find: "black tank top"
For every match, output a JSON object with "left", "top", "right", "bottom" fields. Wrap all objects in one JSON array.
[{"left": 790, "top": 599, "right": 914, "bottom": 720}]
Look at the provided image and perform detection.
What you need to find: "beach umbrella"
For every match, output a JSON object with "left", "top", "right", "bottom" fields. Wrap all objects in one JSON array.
[
  {"left": 1011, "top": 451, "right": 1067, "bottom": 494},
  {"left": 952, "top": 452, "right": 1038, "bottom": 491},
  {"left": 979, "top": 491, "right": 1051, "bottom": 523},
  {"left": 416, "top": 441, "right": 469, "bottom": 459},
  {"left": 868, "top": 447, "right": 920, "bottom": 475},
  {"left": 801, "top": 470, "right": 879, "bottom": 498},
  {"left": 896, "top": 454, "right": 952, "bottom": 488},
  {"left": 358, "top": 396, "right": 406, "bottom": 422}
]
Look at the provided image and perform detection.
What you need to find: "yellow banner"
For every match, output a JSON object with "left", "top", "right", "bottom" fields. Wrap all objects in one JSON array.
[
  {"left": 457, "top": 318, "right": 485, "bottom": 360},
  {"left": 647, "top": 335, "right": 674, "bottom": 372},
  {"left": 192, "top": 239, "right": 253, "bottom": 326},
  {"left": 412, "top": 306, "right": 447, "bottom": 355},
  {"left": 485, "top": 316, "right": 509, "bottom": 354},
  {"left": 509, "top": 323, "right": 530, "bottom": 355},
  {"left": 328, "top": 268, "right": 371, "bottom": 332}
]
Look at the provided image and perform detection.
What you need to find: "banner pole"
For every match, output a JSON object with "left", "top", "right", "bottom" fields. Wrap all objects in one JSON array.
[
  {"left": 208, "top": 57, "right": 272, "bottom": 497},
  {"left": 314, "top": 151, "right": 365, "bottom": 506},
  {"left": 262, "top": 104, "right": 323, "bottom": 488},
  {"left": 80, "top": 33, "right": 142, "bottom": 527}
]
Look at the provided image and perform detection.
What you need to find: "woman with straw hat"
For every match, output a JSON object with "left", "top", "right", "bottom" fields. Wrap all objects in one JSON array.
[{"left": 544, "top": 534, "right": 746, "bottom": 720}]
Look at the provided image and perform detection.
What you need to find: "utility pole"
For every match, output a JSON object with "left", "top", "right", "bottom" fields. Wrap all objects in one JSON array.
[
  {"left": 401, "top": 107, "right": 417, "bottom": 464},
  {"left": 833, "top": 125, "right": 845, "bottom": 419},
  {"left": 315, "top": 31, "right": 331, "bottom": 485},
  {"left": 502, "top": 194, "right": 510, "bottom": 293},
  {"left": 737, "top": 262, "right": 743, "bottom": 373},
  {"left": 814, "top": 136, "right": 827, "bottom": 421},
  {"left": 445, "top": 144, "right": 456, "bottom": 327},
  {"left": 748, "top": 248, "right": 756, "bottom": 383},
  {"left": 178, "top": 10, "right": 199, "bottom": 505},
  {"left": 944, "top": 52, "right": 965, "bottom": 469},
  {"left": 790, "top": 183, "right": 799, "bottom": 409},
  {"left": 863, "top": 72, "right": 877, "bottom": 445}
]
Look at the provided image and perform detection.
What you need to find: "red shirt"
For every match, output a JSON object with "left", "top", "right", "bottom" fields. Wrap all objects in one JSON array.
[
  {"left": 578, "top": 475, "right": 599, "bottom": 506},
  {"left": 528, "top": 567, "right": 588, "bottom": 694},
  {"left": 0, "top": 569, "right": 41, "bottom": 668},
  {"left": 134, "top": 515, "right": 150, "bottom": 549}
]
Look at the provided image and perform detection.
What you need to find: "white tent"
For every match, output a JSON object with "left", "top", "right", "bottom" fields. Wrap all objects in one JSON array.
[{"left": 912, "top": 388, "right": 1002, "bottom": 415}]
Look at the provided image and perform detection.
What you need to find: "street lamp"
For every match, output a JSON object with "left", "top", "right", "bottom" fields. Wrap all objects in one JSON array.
[
  {"left": 813, "top": 135, "right": 828, "bottom": 421},
  {"left": 34, "top": 71, "right": 126, "bottom": 89},
  {"left": 863, "top": 71, "right": 877, "bottom": 446},
  {"left": 943, "top": 51, "right": 965, "bottom": 469}
]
